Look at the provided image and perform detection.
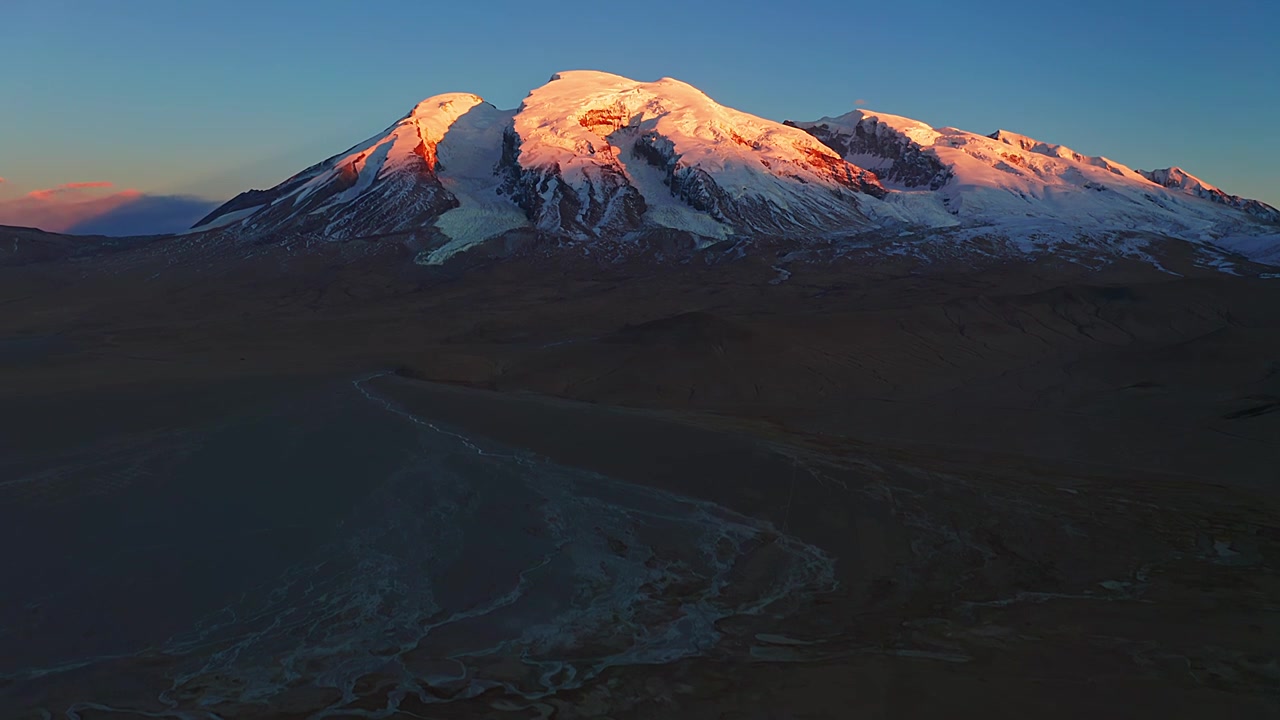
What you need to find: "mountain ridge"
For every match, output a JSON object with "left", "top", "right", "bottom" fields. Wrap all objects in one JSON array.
[{"left": 192, "top": 70, "right": 1279, "bottom": 270}]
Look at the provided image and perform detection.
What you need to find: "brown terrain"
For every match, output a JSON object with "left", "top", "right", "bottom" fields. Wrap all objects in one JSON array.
[{"left": 1, "top": 230, "right": 1278, "bottom": 718}]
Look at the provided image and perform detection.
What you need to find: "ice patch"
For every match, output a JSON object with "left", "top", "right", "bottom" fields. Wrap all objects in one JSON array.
[{"left": 426, "top": 205, "right": 529, "bottom": 264}]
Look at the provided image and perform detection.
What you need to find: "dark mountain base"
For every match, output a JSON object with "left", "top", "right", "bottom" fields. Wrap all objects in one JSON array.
[{"left": 2, "top": 238, "right": 1278, "bottom": 718}]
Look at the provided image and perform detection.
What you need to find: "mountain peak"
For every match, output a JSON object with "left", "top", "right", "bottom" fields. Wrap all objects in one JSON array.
[
  {"left": 1141, "top": 166, "right": 1217, "bottom": 192},
  {"left": 408, "top": 93, "right": 485, "bottom": 120},
  {"left": 402, "top": 93, "right": 487, "bottom": 159},
  {"left": 546, "top": 69, "right": 632, "bottom": 84}
]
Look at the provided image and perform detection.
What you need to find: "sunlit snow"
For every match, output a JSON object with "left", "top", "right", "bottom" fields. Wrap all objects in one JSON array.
[{"left": 188, "top": 71, "right": 1278, "bottom": 269}]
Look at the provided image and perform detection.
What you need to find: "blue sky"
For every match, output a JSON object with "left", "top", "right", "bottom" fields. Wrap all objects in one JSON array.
[{"left": 2, "top": 0, "right": 1276, "bottom": 223}]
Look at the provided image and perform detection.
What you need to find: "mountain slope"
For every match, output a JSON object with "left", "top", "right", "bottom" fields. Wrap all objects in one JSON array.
[
  {"left": 788, "top": 110, "right": 1279, "bottom": 245},
  {"left": 193, "top": 94, "right": 487, "bottom": 239}
]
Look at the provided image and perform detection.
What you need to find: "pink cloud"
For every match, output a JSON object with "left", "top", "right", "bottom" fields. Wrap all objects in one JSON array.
[
  {"left": 0, "top": 179, "right": 220, "bottom": 235},
  {"left": 854, "top": 98, "right": 867, "bottom": 106},
  {"left": 60, "top": 181, "right": 114, "bottom": 190},
  {"left": 24, "top": 181, "right": 116, "bottom": 201},
  {"left": 0, "top": 184, "right": 143, "bottom": 232},
  {"left": 0, "top": 177, "right": 7, "bottom": 184}
]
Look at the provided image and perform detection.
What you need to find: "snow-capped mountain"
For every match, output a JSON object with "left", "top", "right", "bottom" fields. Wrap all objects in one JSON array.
[
  {"left": 787, "top": 110, "right": 1279, "bottom": 241},
  {"left": 196, "top": 71, "right": 889, "bottom": 261},
  {"left": 194, "top": 70, "right": 1278, "bottom": 268}
]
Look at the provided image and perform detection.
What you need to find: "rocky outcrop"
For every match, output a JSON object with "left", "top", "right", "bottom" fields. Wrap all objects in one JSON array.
[{"left": 789, "top": 116, "right": 952, "bottom": 190}]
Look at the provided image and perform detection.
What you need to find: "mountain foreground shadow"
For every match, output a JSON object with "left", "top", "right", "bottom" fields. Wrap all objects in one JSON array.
[{"left": 2, "top": 234, "right": 1278, "bottom": 718}]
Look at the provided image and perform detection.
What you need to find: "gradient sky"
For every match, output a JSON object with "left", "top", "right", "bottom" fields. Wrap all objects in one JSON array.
[{"left": 3, "top": 0, "right": 1277, "bottom": 222}]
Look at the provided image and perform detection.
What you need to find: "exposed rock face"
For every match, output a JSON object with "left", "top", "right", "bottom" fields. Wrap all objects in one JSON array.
[
  {"left": 789, "top": 116, "right": 952, "bottom": 190},
  {"left": 797, "top": 145, "right": 890, "bottom": 198},
  {"left": 498, "top": 125, "right": 648, "bottom": 240},
  {"left": 631, "top": 132, "right": 734, "bottom": 218}
]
